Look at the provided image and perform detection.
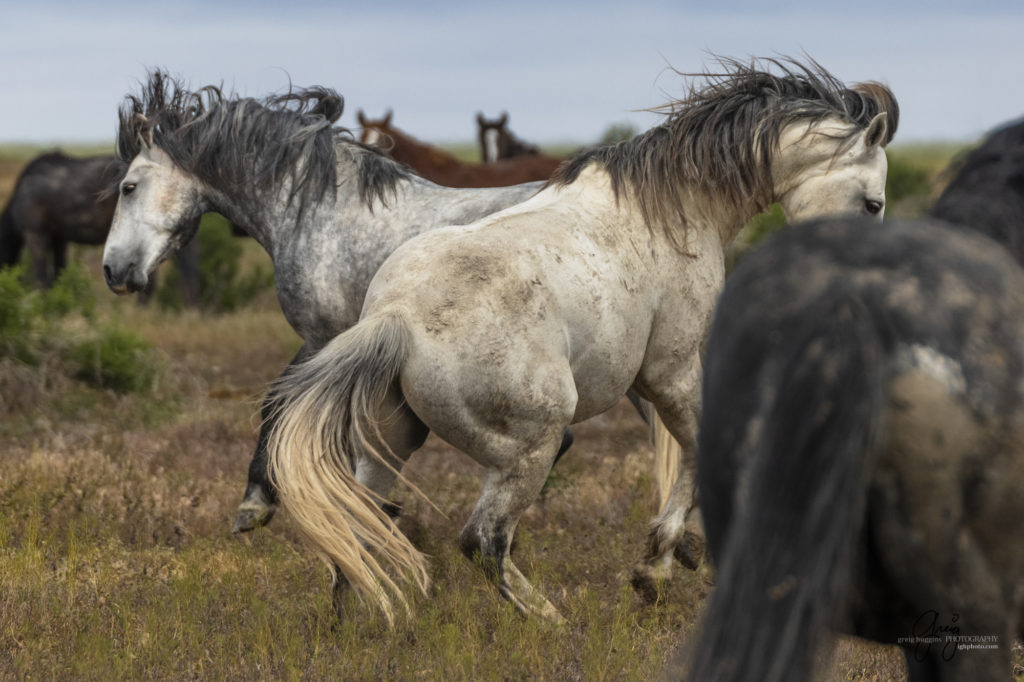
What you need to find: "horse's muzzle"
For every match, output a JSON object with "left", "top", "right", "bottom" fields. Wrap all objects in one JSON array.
[{"left": 102, "top": 259, "right": 147, "bottom": 295}]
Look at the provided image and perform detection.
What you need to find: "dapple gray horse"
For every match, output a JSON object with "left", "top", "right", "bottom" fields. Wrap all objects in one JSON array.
[
  {"left": 99, "top": 71, "right": 544, "bottom": 532},
  {"left": 265, "top": 57, "right": 898, "bottom": 623}
]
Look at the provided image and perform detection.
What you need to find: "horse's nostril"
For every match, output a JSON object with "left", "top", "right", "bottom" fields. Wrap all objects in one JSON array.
[{"left": 103, "top": 264, "right": 113, "bottom": 283}]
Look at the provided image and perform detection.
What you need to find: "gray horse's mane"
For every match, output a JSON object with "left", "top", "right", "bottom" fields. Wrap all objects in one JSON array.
[
  {"left": 551, "top": 56, "right": 900, "bottom": 240},
  {"left": 111, "top": 70, "right": 410, "bottom": 213}
]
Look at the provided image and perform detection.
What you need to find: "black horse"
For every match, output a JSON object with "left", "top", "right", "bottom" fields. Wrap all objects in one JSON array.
[
  {"left": 0, "top": 151, "right": 199, "bottom": 300},
  {"left": 687, "top": 215, "right": 1024, "bottom": 681},
  {"left": 930, "top": 117, "right": 1024, "bottom": 264}
]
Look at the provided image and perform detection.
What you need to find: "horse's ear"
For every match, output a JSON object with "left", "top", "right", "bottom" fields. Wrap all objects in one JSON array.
[
  {"left": 357, "top": 109, "right": 367, "bottom": 126},
  {"left": 864, "top": 112, "right": 889, "bottom": 149},
  {"left": 312, "top": 94, "right": 344, "bottom": 123},
  {"left": 384, "top": 109, "right": 393, "bottom": 126},
  {"left": 476, "top": 112, "right": 485, "bottom": 126},
  {"left": 133, "top": 112, "right": 154, "bottom": 149},
  {"left": 499, "top": 111, "right": 508, "bottom": 126}
]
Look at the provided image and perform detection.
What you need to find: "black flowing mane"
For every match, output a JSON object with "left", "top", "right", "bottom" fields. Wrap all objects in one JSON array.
[
  {"left": 551, "top": 56, "right": 899, "bottom": 239},
  {"left": 112, "top": 70, "right": 410, "bottom": 213}
]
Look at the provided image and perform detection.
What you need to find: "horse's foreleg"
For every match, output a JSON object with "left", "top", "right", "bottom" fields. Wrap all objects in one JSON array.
[
  {"left": 233, "top": 344, "right": 314, "bottom": 533},
  {"left": 25, "top": 232, "right": 52, "bottom": 288},
  {"left": 52, "top": 240, "right": 67, "bottom": 283},
  {"left": 631, "top": 358, "right": 705, "bottom": 602},
  {"left": 176, "top": 237, "right": 201, "bottom": 308}
]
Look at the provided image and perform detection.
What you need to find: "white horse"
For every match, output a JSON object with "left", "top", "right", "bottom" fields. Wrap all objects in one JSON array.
[{"left": 266, "top": 58, "right": 898, "bottom": 623}]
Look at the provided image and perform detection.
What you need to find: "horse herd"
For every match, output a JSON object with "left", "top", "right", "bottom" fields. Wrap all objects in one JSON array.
[{"left": 3, "top": 56, "right": 1023, "bottom": 680}]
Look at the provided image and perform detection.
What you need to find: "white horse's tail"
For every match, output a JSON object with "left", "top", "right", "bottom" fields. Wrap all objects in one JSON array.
[
  {"left": 651, "top": 415, "right": 680, "bottom": 508},
  {"left": 266, "top": 310, "right": 428, "bottom": 624}
]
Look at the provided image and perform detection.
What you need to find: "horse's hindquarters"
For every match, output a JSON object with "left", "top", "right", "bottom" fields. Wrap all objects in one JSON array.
[{"left": 866, "top": 364, "right": 1024, "bottom": 671}]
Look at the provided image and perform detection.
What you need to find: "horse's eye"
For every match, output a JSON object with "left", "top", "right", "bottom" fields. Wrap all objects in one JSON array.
[
  {"left": 864, "top": 199, "right": 883, "bottom": 215},
  {"left": 122, "top": 183, "right": 137, "bottom": 197}
]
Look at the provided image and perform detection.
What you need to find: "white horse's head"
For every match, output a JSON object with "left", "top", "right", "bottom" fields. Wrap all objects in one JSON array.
[
  {"left": 774, "top": 112, "right": 891, "bottom": 223},
  {"left": 102, "top": 144, "right": 203, "bottom": 294}
]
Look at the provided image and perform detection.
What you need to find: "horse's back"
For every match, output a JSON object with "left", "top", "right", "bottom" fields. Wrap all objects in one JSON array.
[
  {"left": 930, "top": 118, "right": 1024, "bottom": 266},
  {"left": 8, "top": 153, "right": 117, "bottom": 243}
]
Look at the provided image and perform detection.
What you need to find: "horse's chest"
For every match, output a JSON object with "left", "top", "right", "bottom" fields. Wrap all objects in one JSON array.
[{"left": 272, "top": 256, "right": 360, "bottom": 343}]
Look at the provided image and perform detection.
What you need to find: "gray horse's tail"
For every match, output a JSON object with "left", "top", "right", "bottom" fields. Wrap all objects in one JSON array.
[
  {"left": 0, "top": 200, "right": 22, "bottom": 268},
  {"left": 686, "top": 295, "right": 885, "bottom": 681},
  {"left": 266, "top": 310, "right": 428, "bottom": 624}
]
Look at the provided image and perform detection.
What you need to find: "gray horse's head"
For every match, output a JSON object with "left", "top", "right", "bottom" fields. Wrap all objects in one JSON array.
[{"left": 102, "top": 140, "right": 203, "bottom": 294}]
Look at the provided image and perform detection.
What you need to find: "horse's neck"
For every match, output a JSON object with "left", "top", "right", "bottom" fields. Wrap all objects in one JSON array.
[{"left": 202, "top": 184, "right": 296, "bottom": 258}]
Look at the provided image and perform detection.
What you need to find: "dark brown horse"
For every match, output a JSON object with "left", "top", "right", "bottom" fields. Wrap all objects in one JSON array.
[
  {"left": 357, "top": 110, "right": 563, "bottom": 187},
  {"left": 0, "top": 151, "right": 199, "bottom": 302},
  {"left": 476, "top": 111, "right": 548, "bottom": 163}
]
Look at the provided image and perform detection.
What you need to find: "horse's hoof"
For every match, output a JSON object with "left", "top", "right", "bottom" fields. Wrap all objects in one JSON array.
[
  {"left": 232, "top": 501, "right": 277, "bottom": 534},
  {"left": 630, "top": 564, "right": 664, "bottom": 604},
  {"left": 673, "top": 530, "right": 706, "bottom": 570}
]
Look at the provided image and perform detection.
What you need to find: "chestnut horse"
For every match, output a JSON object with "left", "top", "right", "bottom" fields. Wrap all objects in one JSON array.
[{"left": 358, "top": 109, "right": 562, "bottom": 187}]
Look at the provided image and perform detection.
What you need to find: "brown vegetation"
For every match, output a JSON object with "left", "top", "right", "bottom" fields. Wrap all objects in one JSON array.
[{"left": 1, "top": 147, "right": 1019, "bottom": 679}]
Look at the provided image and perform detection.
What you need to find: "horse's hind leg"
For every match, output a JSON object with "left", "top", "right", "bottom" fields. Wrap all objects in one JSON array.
[
  {"left": 458, "top": 426, "right": 569, "bottom": 624},
  {"left": 332, "top": 386, "right": 429, "bottom": 616}
]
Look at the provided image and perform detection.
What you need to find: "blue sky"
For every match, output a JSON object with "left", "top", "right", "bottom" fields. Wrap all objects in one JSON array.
[{"left": 1, "top": 1, "right": 1022, "bottom": 146}]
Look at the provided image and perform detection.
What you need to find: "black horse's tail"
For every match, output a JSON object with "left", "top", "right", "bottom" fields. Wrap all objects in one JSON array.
[
  {"left": 0, "top": 200, "right": 22, "bottom": 268},
  {"left": 686, "top": 294, "right": 886, "bottom": 682}
]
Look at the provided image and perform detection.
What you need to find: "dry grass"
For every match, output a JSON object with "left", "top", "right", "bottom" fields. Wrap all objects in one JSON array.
[
  {"left": 0, "top": 254, "right": 924, "bottom": 680},
  {"left": 2, "top": 146, "right": 1021, "bottom": 680}
]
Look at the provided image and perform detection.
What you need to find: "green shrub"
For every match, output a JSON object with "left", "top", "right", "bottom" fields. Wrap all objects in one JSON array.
[
  {"left": 69, "top": 327, "right": 158, "bottom": 394},
  {"left": 0, "top": 265, "right": 34, "bottom": 362},
  {"left": 155, "top": 213, "right": 273, "bottom": 313},
  {"left": 742, "top": 202, "right": 787, "bottom": 245},
  {"left": 0, "top": 263, "right": 158, "bottom": 394},
  {"left": 40, "top": 262, "right": 96, "bottom": 320},
  {"left": 885, "top": 151, "right": 932, "bottom": 204},
  {"left": 600, "top": 122, "right": 639, "bottom": 145}
]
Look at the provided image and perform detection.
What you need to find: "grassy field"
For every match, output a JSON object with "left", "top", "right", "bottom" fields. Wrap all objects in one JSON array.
[{"left": 1, "top": 142, "right": 1021, "bottom": 680}]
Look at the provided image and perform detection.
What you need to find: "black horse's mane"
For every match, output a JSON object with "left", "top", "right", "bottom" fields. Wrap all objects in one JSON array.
[
  {"left": 930, "top": 117, "right": 1024, "bottom": 265},
  {"left": 551, "top": 56, "right": 899, "bottom": 241},
  {"left": 111, "top": 70, "right": 410, "bottom": 212}
]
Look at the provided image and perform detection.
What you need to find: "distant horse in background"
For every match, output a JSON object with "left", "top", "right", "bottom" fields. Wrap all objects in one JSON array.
[
  {"left": 0, "top": 151, "right": 199, "bottom": 302},
  {"left": 268, "top": 57, "right": 896, "bottom": 623},
  {"left": 357, "top": 109, "right": 563, "bottom": 187},
  {"left": 476, "top": 111, "right": 546, "bottom": 163},
  {"left": 687, "top": 216, "right": 1024, "bottom": 681},
  {"left": 99, "top": 71, "right": 545, "bottom": 535},
  {"left": 930, "top": 116, "right": 1024, "bottom": 264}
]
